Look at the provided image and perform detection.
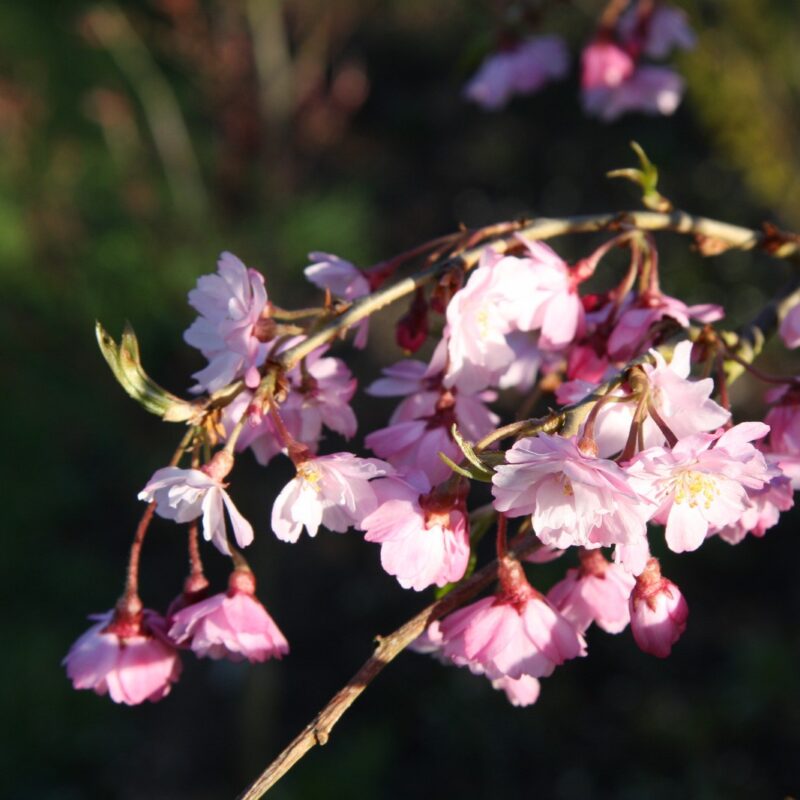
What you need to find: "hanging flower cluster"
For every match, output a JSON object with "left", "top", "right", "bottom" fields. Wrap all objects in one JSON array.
[
  {"left": 63, "top": 146, "right": 799, "bottom": 800},
  {"left": 464, "top": 0, "right": 694, "bottom": 121}
]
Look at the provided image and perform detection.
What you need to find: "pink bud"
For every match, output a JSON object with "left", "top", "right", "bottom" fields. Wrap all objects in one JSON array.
[
  {"left": 396, "top": 288, "right": 429, "bottom": 353},
  {"left": 629, "top": 558, "right": 688, "bottom": 658}
]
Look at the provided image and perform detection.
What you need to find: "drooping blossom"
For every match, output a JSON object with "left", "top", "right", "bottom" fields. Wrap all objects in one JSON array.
[
  {"left": 619, "top": 3, "right": 697, "bottom": 59},
  {"left": 411, "top": 618, "right": 542, "bottom": 707},
  {"left": 169, "top": 568, "right": 288, "bottom": 663},
  {"left": 607, "top": 294, "right": 723, "bottom": 361},
  {"left": 184, "top": 252, "right": 270, "bottom": 393},
  {"left": 224, "top": 347, "right": 358, "bottom": 467},
  {"left": 305, "top": 252, "right": 370, "bottom": 348},
  {"left": 629, "top": 558, "right": 688, "bottom": 658},
  {"left": 64, "top": 608, "right": 181, "bottom": 705},
  {"left": 581, "top": 40, "right": 683, "bottom": 121},
  {"left": 779, "top": 303, "right": 800, "bottom": 349},
  {"left": 492, "top": 434, "right": 654, "bottom": 551},
  {"left": 139, "top": 452, "right": 253, "bottom": 555},
  {"left": 547, "top": 549, "right": 636, "bottom": 634},
  {"left": 438, "top": 557, "right": 586, "bottom": 680},
  {"left": 629, "top": 422, "right": 773, "bottom": 553},
  {"left": 464, "top": 36, "right": 569, "bottom": 111},
  {"left": 567, "top": 341, "right": 730, "bottom": 458},
  {"left": 360, "top": 473, "right": 470, "bottom": 591},
  {"left": 271, "top": 453, "right": 392, "bottom": 543}
]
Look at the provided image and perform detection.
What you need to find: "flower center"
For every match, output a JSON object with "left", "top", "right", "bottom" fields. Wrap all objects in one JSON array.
[
  {"left": 673, "top": 470, "right": 717, "bottom": 509},
  {"left": 298, "top": 462, "right": 323, "bottom": 491}
]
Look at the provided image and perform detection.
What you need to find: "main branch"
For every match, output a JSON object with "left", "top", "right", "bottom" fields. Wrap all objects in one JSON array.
[{"left": 273, "top": 209, "right": 798, "bottom": 372}]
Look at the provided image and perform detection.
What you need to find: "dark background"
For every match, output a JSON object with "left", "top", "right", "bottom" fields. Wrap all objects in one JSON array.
[{"left": 3, "top": 1, "right": 800, "bottom": 798}]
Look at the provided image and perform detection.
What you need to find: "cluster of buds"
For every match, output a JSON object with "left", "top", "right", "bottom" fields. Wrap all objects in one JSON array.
[
  {"left": 464, "top": 0, "right": 694, "bottom": 121},
  {"left": 65, "top": 181, "right": 799, "bottom": 717}
]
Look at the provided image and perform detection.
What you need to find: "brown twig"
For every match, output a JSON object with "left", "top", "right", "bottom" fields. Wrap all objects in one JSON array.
[{"left": 236, "top": 533, "right": 542, "bottom": 800}]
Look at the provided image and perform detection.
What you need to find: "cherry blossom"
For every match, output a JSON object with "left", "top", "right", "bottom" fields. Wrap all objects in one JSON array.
[
  {"left": 492, "top": 434, "right": 654, "bottom": 550},
  {"left": 620, "top": 3, "right": 697, "bottom": 59},
  {"left": 547, "top": 549, "right": 636, "bottom": 634},
  {"left": 169, "top": 568, "right": 288, "bottom": 663},
  {"left": 713, "top": 461, "right": 794, "bottom": 545},
  {"left": 581, "top": 40, "right": 683, "bottom": 121},
  {"left": 571, "top": 341, "right": 729, "bottom": 458},
  {"left": 779, "top": 303, "right": 800, "bottom": 349},
  {"left": 139, "top": 453, "right": 253, "bottom": 555},
  {"left": 629, "top": 558, "right": 688, "bottom": 658},
  {"left": 184, "top": 252, "right": 270, "bottom": 393},
  {"left": 360, "top": 474, "right": 470, "bottom": 591},
  {"left": 64, "top": 609, "right": 181, "bottom": 705},
  {"left": 305, "top": 252, "right": 370, "bottom": 348},
  {"left": 439, "top": 559, "right": 586, "bottom": 680},
  {"left": 764, "top": 399, "right": 800, "bottom": 488},
  {"left": 630, "top": 423, "right": 773, "bottom": 553},
  {"left": 271, "top": 453, "right": 392, "bottom": 543},
  {"left": 464, "top": 36, "right": 569, "bottom": 111}
]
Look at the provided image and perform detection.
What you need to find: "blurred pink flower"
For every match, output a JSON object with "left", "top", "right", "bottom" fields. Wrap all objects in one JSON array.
[{"left": 464, "top": 36, "right": 569, "bottom": 110}]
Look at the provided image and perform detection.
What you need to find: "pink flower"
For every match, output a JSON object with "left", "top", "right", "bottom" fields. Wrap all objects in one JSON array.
[
  {"left": 581, "top": 40, "right": 684, "bottom": 121},
  {"left": 779, "top": 303, "right": 800, "bottom": 349},
  {"left": 464, "top": 36, "right": 569, "bottom": 110},
  {"left": 439, "top": 559, "right": 586, "bottom": 680},
  {"left": 514, "top": 239, "right": 585, "bottom": 351},
  {"left": 492, "top": 434, "right": 654, "bottom": 550},
  {"left": 169, "top": 569, "right": 288, "bottom": 662},
  {"left": 764, "top": 400, "right": 800, "bottom": 488},
  {"left": 184, "top": 252, "right": 270, "bottom": 393},
  {"left": 607, "top": 295, "right": 723, "bottom": 361},
  {"left": 581, "top": 341, "right": 730, "bottom": 458},
  {"left": 360, "top": 474, "right": 470, "bottom": 591},
  {"left": 620, "top": 4, "right": 696, "bottom": 59},
  {"left": 630, "top": 423, "right": 773, "bottom": 553},
  {"left": 581, "top": 41, "right": 635, "bottom": 91},
  {"left": 366, "top": 419, "right": 460, "bottom": 486},
  {"left": 547, "top": 549, "right": 636, "bottom": 634},
  {"left": 713, "top": 461, "right": 794, "bottom": 545},
  {"left": 629, "top": 558, "right": 688, "bottom": 658},
  {"left": 271, "top": 453, "right": 392, "bottom": 542},
  {"left": 139, "top": 452, "right": 253, "bottom": 555},
  {"left": 64, "top": 609, "right": 181, "bottom": 705},
  {"left": 224, "top": 347, "right": 358, "bottom": 466},
  {"left": 443, "top": 250, "right": 540, "bottom": 392},
  {"left": 491, "top": 674, "right": 542, "bottom": 707},
  {"left": 584, "top": 63, "right": 684, "bottom": 121},
  {"left": 305, "top": 253, "right": 370, "bottom": 348}
]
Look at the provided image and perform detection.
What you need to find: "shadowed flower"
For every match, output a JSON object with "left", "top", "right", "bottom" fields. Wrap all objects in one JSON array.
[{"left": 64, "top": 609, "right": 181, "bottom": 705}]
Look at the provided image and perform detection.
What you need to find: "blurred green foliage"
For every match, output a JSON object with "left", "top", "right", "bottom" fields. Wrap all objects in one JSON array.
[{"left": 2, "top": 1, "right": 799, "bottom": 798}]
